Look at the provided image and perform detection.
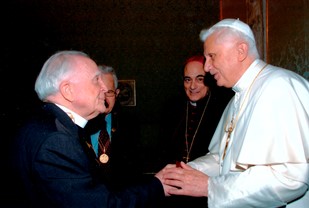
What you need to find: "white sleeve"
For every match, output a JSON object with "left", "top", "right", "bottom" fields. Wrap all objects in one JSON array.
[
  {"left": 188, "top": 152, "right": 220, "bottom": 177},
  {"left": 207, "top": 163, "right": 309, "bottom": 208}
]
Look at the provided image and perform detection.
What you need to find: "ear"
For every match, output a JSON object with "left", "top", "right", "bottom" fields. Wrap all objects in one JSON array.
[
  {"left": 237, "top": 42, "right": 248, "bottom": 62},
  {"left": 59, "top": 81, "right": 74, "bottom": 102},
  {"left": 115, "top": 88, "right": 120, "bottom": 97}
]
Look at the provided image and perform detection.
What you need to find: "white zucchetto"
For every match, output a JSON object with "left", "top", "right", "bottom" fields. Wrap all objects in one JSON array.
[{"left": 200, "top": 18, "right": 255, "bottom": 43}]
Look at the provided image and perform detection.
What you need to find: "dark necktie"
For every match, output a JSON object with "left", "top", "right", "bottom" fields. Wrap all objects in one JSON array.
[{"left": 98, "top": 129, "right": 111, "bottom": 164}]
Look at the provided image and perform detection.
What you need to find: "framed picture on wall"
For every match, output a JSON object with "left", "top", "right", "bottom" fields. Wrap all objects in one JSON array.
[{"left": 118, "top": 80, "right": 136, "bottom": 106}]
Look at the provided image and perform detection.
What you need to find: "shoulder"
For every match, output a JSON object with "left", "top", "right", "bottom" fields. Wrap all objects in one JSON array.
[
  {"left": 259, "top": 66, "right": 309, "bottom": 93},
  {"left": 16, "top": 103, "right": 78, "bottom": 148}
]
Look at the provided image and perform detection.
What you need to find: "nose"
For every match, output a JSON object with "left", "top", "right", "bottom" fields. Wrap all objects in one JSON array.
[
  {"left": 99, "top": 78, "right": 108, "bottom": 93},
  {"left": 204, "top": 59, "right": 211, "bottom": 72},
  {"left": 190, "top": 80, "right": 197, "bottom": 89}
]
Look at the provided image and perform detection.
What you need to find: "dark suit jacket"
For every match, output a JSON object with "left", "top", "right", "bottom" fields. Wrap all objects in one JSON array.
[
  {"left": 85, "top": 100, "right": 143, "bottom": 190},
  {"left": 11, "top": 103, "right": 164, "bottom": 208},
  {"left": 161, "top": 89, "right": 232, "bottom": 164}
]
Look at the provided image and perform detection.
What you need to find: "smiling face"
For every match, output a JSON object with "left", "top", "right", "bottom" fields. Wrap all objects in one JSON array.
[
  {"left": 183, "top": 61, "right": 209, "bottom": 102},
  {"left": 203, "top": 30, "right": 246, "bottom": 88}
]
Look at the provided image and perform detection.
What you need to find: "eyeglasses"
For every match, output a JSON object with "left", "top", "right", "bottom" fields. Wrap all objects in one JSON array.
[{"left": 105, "top": 90, "right": 117, "bottom": 97}]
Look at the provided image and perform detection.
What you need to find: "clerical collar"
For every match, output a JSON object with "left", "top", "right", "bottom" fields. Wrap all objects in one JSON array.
[
  {"left": 55, "top": 104, "right": 88, "bottom": 128},
  {"left": 189, "top": 101, "right": 197, "bottom": 106},
  {"left": 189, "top": 92, "right": 211, "bottom": 107}
]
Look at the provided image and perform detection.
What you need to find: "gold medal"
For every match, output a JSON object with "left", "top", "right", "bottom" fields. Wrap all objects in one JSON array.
[{"left": 99, "top": 153, "right": 109, "bottom": 163}]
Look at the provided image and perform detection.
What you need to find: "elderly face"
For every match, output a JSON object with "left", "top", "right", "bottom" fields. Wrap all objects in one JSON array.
[
  {"left": 67, "top": 56, "right": 108, "bottom": 120},
  {"left": 183, "top": 61, "right": 209, "bottom": 102},
  {"left": 203, "top": 32, "right": 242, "bottom": 88},
  {"left": 101, "top": 73, "right": 119, "bottom": 114}
]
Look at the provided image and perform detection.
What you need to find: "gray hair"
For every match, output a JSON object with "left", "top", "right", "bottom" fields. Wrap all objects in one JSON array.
[
  {"left": 98, "top": 65, "right": 118, "bottom": 89},
  {"left": 35, "top": 50, "right": 89, "bottom": 101},
  {"left": 200, "top": 19, "right": 260, "bottom": 59}
]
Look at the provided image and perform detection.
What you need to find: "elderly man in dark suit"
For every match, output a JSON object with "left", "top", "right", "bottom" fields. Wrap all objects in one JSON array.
[{"left": 11, "top": 50, "right": 169, "bottom": 207}]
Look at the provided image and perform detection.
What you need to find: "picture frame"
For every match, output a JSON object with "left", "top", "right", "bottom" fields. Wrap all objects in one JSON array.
[{"left": 118, "top": 80, "right": 136, "bottom": 106}]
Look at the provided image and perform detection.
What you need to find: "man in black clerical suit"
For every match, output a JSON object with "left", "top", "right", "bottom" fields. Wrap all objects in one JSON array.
[{"left": 159, "top": 55, "right": 233, "bottom": 208}]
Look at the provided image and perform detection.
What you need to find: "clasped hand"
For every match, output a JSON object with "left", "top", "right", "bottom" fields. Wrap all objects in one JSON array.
[{"left": 156, "top": 161, "right": 209, "bottom": 197}]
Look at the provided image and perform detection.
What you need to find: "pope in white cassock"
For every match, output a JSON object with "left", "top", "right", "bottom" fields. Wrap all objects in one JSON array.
[{"left": 163, "top": 18, "right": 309, "bottom": 208}]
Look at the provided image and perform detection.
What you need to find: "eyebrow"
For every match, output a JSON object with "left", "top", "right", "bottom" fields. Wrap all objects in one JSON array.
[
  {"left": 184, "top": 74, "right": 205, "bottom": 79},
  {"left": 207, "top": 53, "right": 216, "bottom": 58}
]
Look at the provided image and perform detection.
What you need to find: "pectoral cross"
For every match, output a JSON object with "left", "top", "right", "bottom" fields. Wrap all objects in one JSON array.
[
  {"left": 222, "top": 122, "right": 234, "bottom": 160},
  {"left": 183, "top": 156, "right": 189, "bottom": 164}
]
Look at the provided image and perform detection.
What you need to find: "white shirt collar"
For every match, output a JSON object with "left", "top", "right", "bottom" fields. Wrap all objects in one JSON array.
[{"left": 55, "top": 104, "right": 88, "bottom": 128}]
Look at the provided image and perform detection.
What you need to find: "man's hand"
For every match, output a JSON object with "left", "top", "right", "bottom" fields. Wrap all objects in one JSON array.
[
  {"left": 155, "top": 163, "right": 180, "bottom": 196},
  {"left": 163, "top": 161, "right": 209, "bottom": 197}
]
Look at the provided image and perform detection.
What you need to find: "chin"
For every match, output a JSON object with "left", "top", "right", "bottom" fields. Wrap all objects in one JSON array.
[
  {"left": 99, "top": 107, "right": 107, "bottom": 114},
  {"left": 189, "top": 97, "right": 199, "bottom": 102}
]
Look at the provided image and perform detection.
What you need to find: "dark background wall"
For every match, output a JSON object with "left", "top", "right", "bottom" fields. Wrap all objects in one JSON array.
[
  {"left": 2, "top": 0, "right": 308, "bottom": 173},
  {"left": 1, "top": 0, "right": 218, "bottom": 120},
  {"left": 2, "top": 0, "right": 308, "bottom": 174},
  {"left": 1, "top": 0, "right": 220, "bottom": 175},
  {"left": 1, "top": 0, "right": 308, "bottom": 205}
]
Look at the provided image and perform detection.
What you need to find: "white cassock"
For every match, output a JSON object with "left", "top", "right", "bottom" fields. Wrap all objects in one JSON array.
[{"left": 189, "top": 59, "right": 309, "bottom": 208}]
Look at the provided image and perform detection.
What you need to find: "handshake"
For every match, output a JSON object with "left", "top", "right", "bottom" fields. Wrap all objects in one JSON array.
[{"left": 154, "top": 161, "right": 209, "bottom": 197}]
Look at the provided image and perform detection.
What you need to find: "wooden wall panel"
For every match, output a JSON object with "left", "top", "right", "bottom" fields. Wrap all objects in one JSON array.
[
  {"left": 220, "top": 0, "right": 264, "bottom": 60},
  {"left": 267, "top": 0, "right": 308, "bottom": 76},
  {"left": 220, "top": 0, "right": 308, "bottom": 77}
]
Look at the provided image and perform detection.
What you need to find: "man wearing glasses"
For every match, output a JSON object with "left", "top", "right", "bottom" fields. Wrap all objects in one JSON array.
[
  {"left": 87, "top": 65, "right": 120, "bottom": 157},
  {"left": 86, "top": 65, "right": 141, "bottom": 190}
]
